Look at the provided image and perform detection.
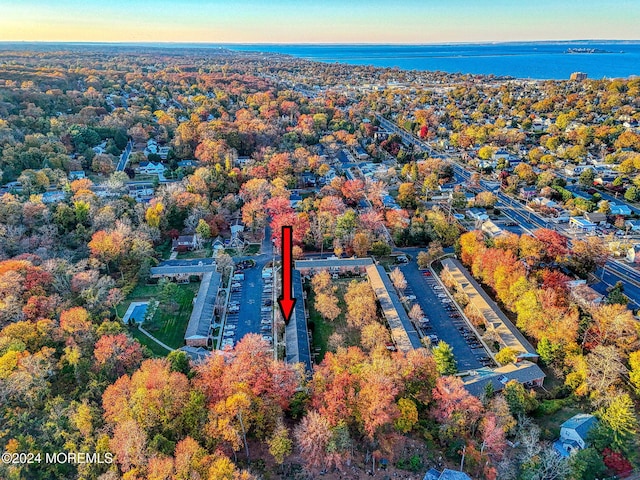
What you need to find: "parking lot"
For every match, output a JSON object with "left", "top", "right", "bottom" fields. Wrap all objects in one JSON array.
[
  {"left": 220, "top": 261, "right": 274, "bottom": 349},
  {"left": 400, "top": 261, "right": 492, "bottom": 371}
]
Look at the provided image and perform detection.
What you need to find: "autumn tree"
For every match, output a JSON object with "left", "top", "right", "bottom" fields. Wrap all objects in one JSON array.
[
  {"left": 431, "top": 376, "right": 483, "bottom": 438},
  {"left": 294, "top": 410, "right": 332, "bottom": 471},
  {"left": 390, "top": 267, "right": 407, "bottom": 292},
  {"left": 352, "top": 232, "right": 371, "bottom": 257},
  {"left": 344, "top": 281, "right": 377, "bottom": 328},
  {"left": 94, "top": 333, "right": 143, "bottom": 380},
  {"left": 315, "top": 292, "right": 341, "bottom": 321}
]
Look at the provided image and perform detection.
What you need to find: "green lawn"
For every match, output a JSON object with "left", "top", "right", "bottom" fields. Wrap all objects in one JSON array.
[
  {"left": 307, "top": 279, "right": 361, "bottom": 363},
  {"left": 244, "top": 244, "right": 261, "bottom": 255},
  {"left": 129, "top": 327, "right": 171, "bottom": 357},
  {"left": 177, "top": 247, "right": 212, "bottom": 259},
  {"left": 142, "top": 283, "right": 199, "bottom": 349}
]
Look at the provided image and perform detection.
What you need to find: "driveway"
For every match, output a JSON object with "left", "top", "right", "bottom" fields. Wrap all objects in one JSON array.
[{"left": 400, "top": 260, "right": 487, "bottom": 371}]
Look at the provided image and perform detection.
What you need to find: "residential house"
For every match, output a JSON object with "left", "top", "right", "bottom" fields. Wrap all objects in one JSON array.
[
  {"left": 127, "top": 183, "right": 154, "bottom": 200},
  {"left": 177, "top": 159, "right": 199, "bottom": 168},
  {"left": 92, "top": 141, "right": 107, "bottom": 155},
  {"left": 41, "top": 190, "right": 66, "bottom": 204},
  {"left": 569, "top": 217, "right": 597, "bottom": 232},
  {"left": 481, "top": 220, "right": 504, "bottom": 238},
  {"left": 172, "top": 235, "right": 201, "bottom": 252},
  {"left": 467, "top": 208, "right": 489, "bottom": 221},
  {"left": 608, "top": 203, "right": 632, "bottom": 216},
  {"left": 290, "top": 192, "right": 303, "bottom": 209},
  {"left": 423, "top": 468, "right": 472, "bottom": 480},
  {"left": 519, "top": 186, "right": 537, "bottom": 201},
  {"left": 568, "top": 280, "right": 605, "bottom": 308},
  {"left": 462, "top": 361, "right": 546, "bottom": 397},
  {"left": 144, "top": 139, "right": 159, "bottom": 157},
  {"left": 493, "top": 149, "right": 510, "bottom": 161},
  {"left": 157, "top": 146, "right": 170, "bottom": 160},
  {"left": 69, "top": 170, "right": 86, "bottom": 180},
  {"left": 301, "top": 172, "right": 317, "bottom": 187},
  {"left": 584, "top": 211, "right": 607, "bottom": 224},
  {"left": 137, "top": 161, "right": 166, "bottom": 176},
  {"left": 354, "top": 145, "right": 369, "bottom": 160},
  {"left": 625, "top": 219, "right": 640, "bottom": 232},
  {"left": 553, "top": 414, "right": 598, "bottom": 457}
]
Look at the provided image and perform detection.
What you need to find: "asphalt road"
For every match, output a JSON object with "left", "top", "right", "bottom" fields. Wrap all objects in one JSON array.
[
  {"left": 116, "top": 140, "right": 133, "bottom": 171},
  {"left": 399, "top": 259, "right": 486, "bottom": 371}
]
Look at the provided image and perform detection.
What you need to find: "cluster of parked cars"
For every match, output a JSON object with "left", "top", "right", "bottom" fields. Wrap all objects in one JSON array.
[
  {"left": 421, "top": 269, "right": 493, "bottom": 367},
  {"left": 221, "top": 268, "right": 246, "bottom": 349},
  {"left": 260, "top": 269, "right": 274, "bottom": 345}
]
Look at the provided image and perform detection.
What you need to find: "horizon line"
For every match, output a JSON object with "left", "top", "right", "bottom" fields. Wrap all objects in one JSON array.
[{"left": 1, "top": 39, "right": 639, "bottom": 47}]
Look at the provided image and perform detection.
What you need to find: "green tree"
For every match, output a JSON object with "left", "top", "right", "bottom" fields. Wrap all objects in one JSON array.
[
  {"left": 579, "top": 168, "right": 595, "bottom": 188},
  {"left": 503, "top": 380, "right": 538, "bottom": 416},
  {"left": 450, "top": 191, "right": 468, "bottom": 209},
  {"left": 268, "top": 423, "right": 293, "bottom": 466},
  {"left": 607, "top": 281, "right": 628, "bottom": 306},
  {"left": 432, "top": 341, "right": 457, "bottom": 375},
  {"left": 624, "top": 186, "right": 639, "bottom": 202},
  {"left": 195, "top": 218, "right": 211, "bottom": 239},
  {"left": 394, "top": 398, "right": 419, "bottom": 433},
  {"left": 537, "top": 337, "right": 561, "bottom": 365},
  {"left": 167, "top": 350, "right": 190, "bottom": 375},
  {"left": 569, "top": 448, "right": 606, "bottom": 480},
  {"left": 371, "top": 241, "right": 392, "bottom": 257}
]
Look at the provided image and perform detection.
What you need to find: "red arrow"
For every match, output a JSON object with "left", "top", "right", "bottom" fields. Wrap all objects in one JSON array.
[{"left": 278, "top": 225, "right": 296, "bottom": 324}]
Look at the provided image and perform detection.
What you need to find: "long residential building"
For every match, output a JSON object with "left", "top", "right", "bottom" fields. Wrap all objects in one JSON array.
[
  {"left": 441, "top": 258, "right": 539, "bottom": 361},
  {"left": 295, "top": 258, "right": 422, "bottom": 353}
]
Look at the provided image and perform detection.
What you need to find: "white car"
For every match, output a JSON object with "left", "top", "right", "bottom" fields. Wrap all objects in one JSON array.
[{"left": 405, "top": 295, "right": 417, "bottom": 301}]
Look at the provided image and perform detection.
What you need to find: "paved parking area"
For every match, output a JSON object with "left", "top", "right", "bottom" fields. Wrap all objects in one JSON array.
[
  {"left": 400, "top": 261, "right": 492, "bottom": 371},
  {"left": 221, "top": 263, "right": 274, "bottom": 349}
]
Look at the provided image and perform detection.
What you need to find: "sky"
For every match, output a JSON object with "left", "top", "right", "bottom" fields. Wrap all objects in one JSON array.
[{"left": 0, "top": 0, "right": 638, "bottom": 44}]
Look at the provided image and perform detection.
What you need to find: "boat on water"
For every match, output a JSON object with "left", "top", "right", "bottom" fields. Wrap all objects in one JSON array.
[{"left": 566, "top": 47, "right": 612, "bottom": 54}]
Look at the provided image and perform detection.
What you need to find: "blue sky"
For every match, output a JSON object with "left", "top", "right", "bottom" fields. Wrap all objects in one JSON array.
[{"left": 0, "top": 0, "right": 637, "bottom": 43}]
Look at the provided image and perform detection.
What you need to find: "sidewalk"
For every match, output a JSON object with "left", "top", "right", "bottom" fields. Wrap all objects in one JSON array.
[{"left": 138, "top": 325, "right": 174, "bottom": 352}]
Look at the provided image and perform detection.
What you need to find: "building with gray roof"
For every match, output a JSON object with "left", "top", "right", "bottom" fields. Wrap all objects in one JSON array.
[
  {"left": 441, "top": 258, "right": 538, "bottom": 360},
  {"left": 185, "top": 271, "right": 221, "bottom": 347},
  {"left": 285, "top": 270, "right": 313, "bottom": 373},
  {"left": 461, "top": 360, "right": 545, "bottom": 397}
]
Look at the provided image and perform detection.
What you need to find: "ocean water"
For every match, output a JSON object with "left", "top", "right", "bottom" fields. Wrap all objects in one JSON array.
[{"left": 225, "top": 42, "right": 640, "bottom": 80}]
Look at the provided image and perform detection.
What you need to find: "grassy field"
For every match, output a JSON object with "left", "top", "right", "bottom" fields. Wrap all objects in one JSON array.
[
  {"left": 307, "top": 279, "right": 361, "bottom": 363},
  {"left": 128, "top": 327, "right": 171, "bottom": 357},
  {"left": 177, "top": 247, "right": 212, "bottom": 259},
  {"left": 143, "top": 283, "right": 199, "bottom": 349}
]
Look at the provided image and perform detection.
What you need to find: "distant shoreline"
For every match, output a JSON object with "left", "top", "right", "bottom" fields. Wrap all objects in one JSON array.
[{"left": 0, "top": 41, "right": 638, "bottom": 80}]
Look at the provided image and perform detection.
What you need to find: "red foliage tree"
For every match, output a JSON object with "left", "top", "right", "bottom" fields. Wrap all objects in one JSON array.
[
  {"left": 602, "top": 448, "right": 633, "bottom": 477},
  {"left": 94, "top": 333, "right": 144, "bottom": 378}
]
